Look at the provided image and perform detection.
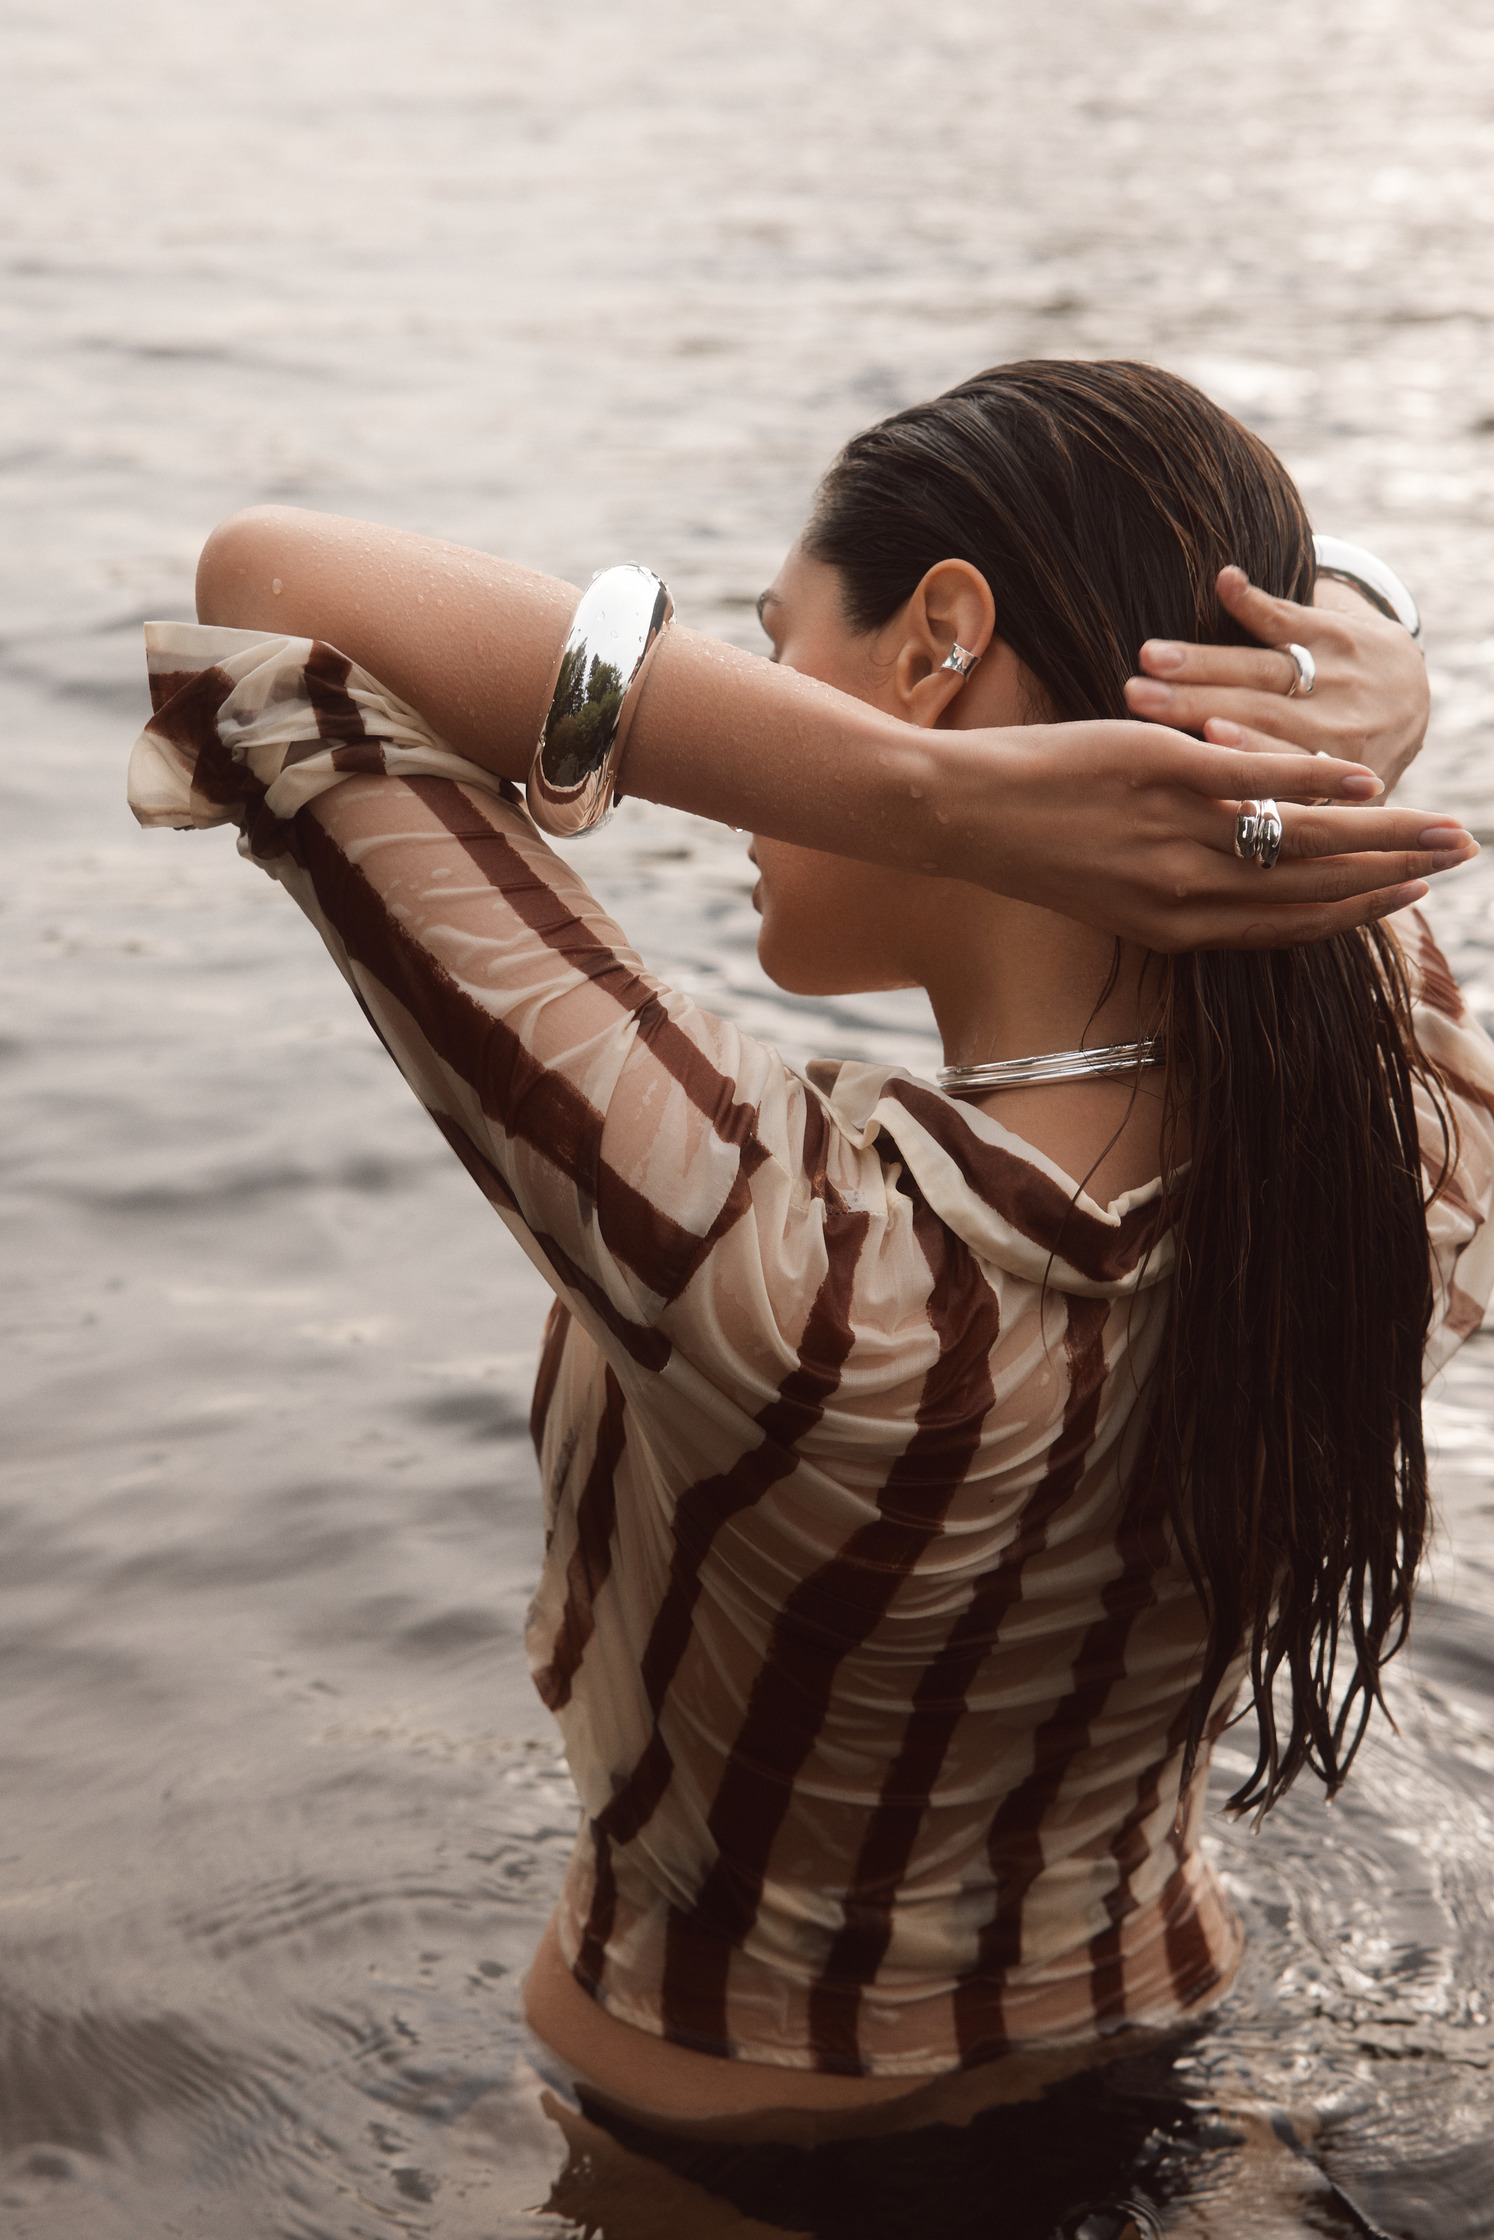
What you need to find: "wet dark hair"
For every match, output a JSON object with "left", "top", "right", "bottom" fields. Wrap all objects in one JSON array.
[{"left": 806, "top": 359, "right": 1448, "bottom": 1815}]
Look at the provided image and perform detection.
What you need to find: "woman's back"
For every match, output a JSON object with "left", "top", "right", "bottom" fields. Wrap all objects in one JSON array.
[
  {"left": 496, "top": 820, "right": 1494, "bottom": 2080},
  {"left": 131, "top": 360, "right": 1494, "bottom": 2167},
  {"left": 128, "top": 637, "right": 1494, "bottom": 2086},
  {"left": 530, "top": 1048, "right": 1222, "bottom": 2078}
]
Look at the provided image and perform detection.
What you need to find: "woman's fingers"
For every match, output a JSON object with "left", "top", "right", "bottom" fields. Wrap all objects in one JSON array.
[
  {"left": 1274, "top": 805, "right": 1474, "bottom": 867},
  {"left": 1164, "top": 880, "right": 1432, "bottom": 953},
  {"left": 993, "top": 716, "right": 1463, "bottom": 951},
  {"left": 1130, "top": 641, "right": 1302, "bottom": 697},
  {"left": 1166, "top": 754, "right": 1476, "bottom": 898},
  {"left": 1212, "top": 842, "right": 1469, "bottom": 907},
  {"left": 1176, "top": 788, "right": 1475, "bottom": 869},
  {"left": 1126, "top": 568, "right": 1331, "bottom": 710},
  {"left": 1126, "top": 675, "right": 1321, "bottom": 743},
  {"left": 1212, "top": 564, "right": 1327, "bottom": 648},
  {"left": 1122, "top": 565, "right": 1429, "bottom": 790},
  {"left": 1155, "top": 730, "right": 1384, "bottom": 803},
  {"left": 1131, "top": 792, "right": 1475, "bottom": 951},
  {"left": 1163, "top": 815, "right": 1472, "bottom": 908}
]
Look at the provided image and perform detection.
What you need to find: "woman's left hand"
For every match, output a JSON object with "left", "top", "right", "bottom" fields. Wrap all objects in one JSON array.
[{"left": 1122, "top": 565, "right": 1429, "bottom": 793}]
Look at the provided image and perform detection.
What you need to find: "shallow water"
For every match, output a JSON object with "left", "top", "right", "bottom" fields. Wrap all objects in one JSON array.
[{"left": 6, "top": 0, "right": 1494, "bottom": 2230}]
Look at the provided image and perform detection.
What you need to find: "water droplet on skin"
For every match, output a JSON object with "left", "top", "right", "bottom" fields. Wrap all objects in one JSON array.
[{"left": 271, "top": 578, "right": 283, "bottom": 594}]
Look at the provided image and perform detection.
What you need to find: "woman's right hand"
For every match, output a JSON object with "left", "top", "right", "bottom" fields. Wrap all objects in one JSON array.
[
  {"left": 942, "top": 718, "right": 1476, "bottom": 953},
  {"left": 1124, "top": 567, "right": 1431, "bottom": 797}
]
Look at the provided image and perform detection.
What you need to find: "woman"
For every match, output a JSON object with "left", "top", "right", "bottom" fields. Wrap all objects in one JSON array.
[{"left": 131, "top": 361, "right": 1493, "bottom": 2232}]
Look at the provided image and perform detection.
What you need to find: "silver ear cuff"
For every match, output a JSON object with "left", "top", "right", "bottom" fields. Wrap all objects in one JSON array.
[{"left": 941, "top": 643, "right": 980, "bottom": 677}]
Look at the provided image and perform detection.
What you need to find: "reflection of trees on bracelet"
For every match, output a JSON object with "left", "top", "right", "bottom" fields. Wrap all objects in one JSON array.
[{"left": 545, "top": 650, "right": 625, "bottom": 789}]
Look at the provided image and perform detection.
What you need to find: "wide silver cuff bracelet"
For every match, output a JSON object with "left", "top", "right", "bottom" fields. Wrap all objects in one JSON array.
[
  {"left": 526, "top": 565, "right": 674, "bottom": 837},
  {"left": 1313, "top": 534, "right": 1421, "bottom": 641}
]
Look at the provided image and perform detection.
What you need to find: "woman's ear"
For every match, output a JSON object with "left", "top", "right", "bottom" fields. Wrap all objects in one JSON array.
[{"left": 889, "top": 559, "right": 997, "bottom": 727}]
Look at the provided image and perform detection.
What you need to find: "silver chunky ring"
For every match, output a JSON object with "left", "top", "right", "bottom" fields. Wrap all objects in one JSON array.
[
  {"left": 1284, "top": 642, "right": 1316, "bottom": 698},
  {"left": 1235, "top": 797, "right": 1283, "bottom": 869},
  {"left": 527, "top": 565, "right": 674, "bottom": 838}
]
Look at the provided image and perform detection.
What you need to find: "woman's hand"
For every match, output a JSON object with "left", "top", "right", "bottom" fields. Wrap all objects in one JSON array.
[
  {"left": 946, "top": 719, "right": 1473, "bottom": 953},
  {"left": 1122, "top": 566, "right": 1430, "bottom": 793}
]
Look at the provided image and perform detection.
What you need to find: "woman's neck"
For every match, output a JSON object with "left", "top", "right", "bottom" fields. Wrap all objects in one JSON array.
[
  {"left": 922, "top": 898, "right": 1153, "bottom": 1070},
  {"left": 918, "top": 896, "right": 1169, "bottom": 1203}
]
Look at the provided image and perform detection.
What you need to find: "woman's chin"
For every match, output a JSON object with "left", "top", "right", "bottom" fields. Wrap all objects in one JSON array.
[
  {"left": 757, "top": 941, "right": 906, "bottom": 1001},
  {"left": 757, "top": 936, "right": 836, "bottom": 997}
]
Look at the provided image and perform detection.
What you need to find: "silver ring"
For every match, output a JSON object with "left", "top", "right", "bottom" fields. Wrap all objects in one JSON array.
[
  {"left": 941, "top": 642, "right": 980, "bottom": 676},
  {"left": 1284, "top": 642, "right": 1316, "bottom": 698},
  {"left": 1235, "top": 797, "right": 1283, "bottom": 868},
  {"left": 1257, "top": 798, "right": 1283, "bottom": 868}
]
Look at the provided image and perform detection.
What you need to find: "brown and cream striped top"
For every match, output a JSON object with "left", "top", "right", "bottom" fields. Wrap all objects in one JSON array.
[{"left": 130, "top": 622, "right": 1494, "bottom": 2078}]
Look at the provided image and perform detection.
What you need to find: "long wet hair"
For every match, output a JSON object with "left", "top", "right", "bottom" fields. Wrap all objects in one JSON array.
[{"left": 806, "top": 359, "right": 1448, "bottom": 1816}]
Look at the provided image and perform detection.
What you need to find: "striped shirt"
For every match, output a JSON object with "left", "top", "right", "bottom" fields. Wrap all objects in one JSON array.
[{"left": 130, "top": 622, "right": 1494, "bottom": 2078}]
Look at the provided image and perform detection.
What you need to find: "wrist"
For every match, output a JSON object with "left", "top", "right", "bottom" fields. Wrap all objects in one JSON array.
[{"left": 624, "top": 629, "right": 919, "bottom": 853}]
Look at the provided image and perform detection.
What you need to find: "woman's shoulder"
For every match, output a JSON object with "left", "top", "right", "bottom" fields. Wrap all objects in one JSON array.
[
  {"left": 804, "top": 1058, "right": 1175, "bottom": 1303},
  {"left": 1397, "top": 906, "right": 1494, "bottom": 1113}
]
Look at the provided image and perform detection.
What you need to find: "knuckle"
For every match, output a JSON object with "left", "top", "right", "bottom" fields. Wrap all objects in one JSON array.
[
  {"left": 1288, "top": 815, "right": 1332, "bottom": 857},
  {"left": 1306, "top": 610, "right": 1353, "bottom": 656},
  {"left": 1330, "top": 720, "right": 1373, "bottom": 763},
  {"left": 1162, "top": 855, "right": 1204, "bottom": 904},
  {"left": 1312, "top": 863, "right": 1352, "bottom": 905}
]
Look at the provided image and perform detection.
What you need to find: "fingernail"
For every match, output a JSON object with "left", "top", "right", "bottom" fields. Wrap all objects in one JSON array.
[
  {"left": 1339, "top": 773, "right": 1384, "bottom": 799},
  {"left": 1429, "top": 845, "right": 1478, "bottom": 872},
  {"left": 1373, "top": 880, "right": 1428, "bottom": 915},
  {"left": 1143, "top": 641, "right": 1186, "bottom": 674},
  {"left": 1419, "top": 825, "right": 1475, "bottom": 852},
  {"left": 1205, "top": 719, "right": 1243, "bottom": 745},
  {"left": 1127, "top": 676, "right": 1173, "bottom": 711}
]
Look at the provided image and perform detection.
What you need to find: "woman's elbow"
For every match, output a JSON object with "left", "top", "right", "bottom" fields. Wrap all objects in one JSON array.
[{"left": 195, "top": 505, "right": 321, "bottom": 629}]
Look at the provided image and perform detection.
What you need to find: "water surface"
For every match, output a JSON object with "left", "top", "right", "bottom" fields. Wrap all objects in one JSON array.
[{"left": 5, "top": 1, "right": 1494, "bottom": 2230}]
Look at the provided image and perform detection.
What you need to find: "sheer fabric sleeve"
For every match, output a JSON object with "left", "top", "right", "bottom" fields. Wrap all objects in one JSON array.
[{"left": 127, "top": 624, "right": 874, "bottom": 1400}]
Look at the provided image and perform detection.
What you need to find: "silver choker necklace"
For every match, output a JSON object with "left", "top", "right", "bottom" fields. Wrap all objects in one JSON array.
[{"left": 937, "top": 1038, "right": 1164, "bottom": 1094}]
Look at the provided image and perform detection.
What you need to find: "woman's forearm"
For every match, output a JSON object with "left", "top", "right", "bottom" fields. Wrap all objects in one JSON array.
[
  {"left": 194, "top": 504, "right": 940, "bottom": 859},
  {"left": 195, "top": 506, "right": 1469, "bottom": 951}
]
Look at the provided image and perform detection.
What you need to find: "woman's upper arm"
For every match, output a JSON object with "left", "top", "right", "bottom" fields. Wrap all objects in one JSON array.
[
  {"left": 297, "top": 773, "right": 832, "bottom": 1380},
  {"left": 196, "top": 505, "right": 576, "bottom": 781}
]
